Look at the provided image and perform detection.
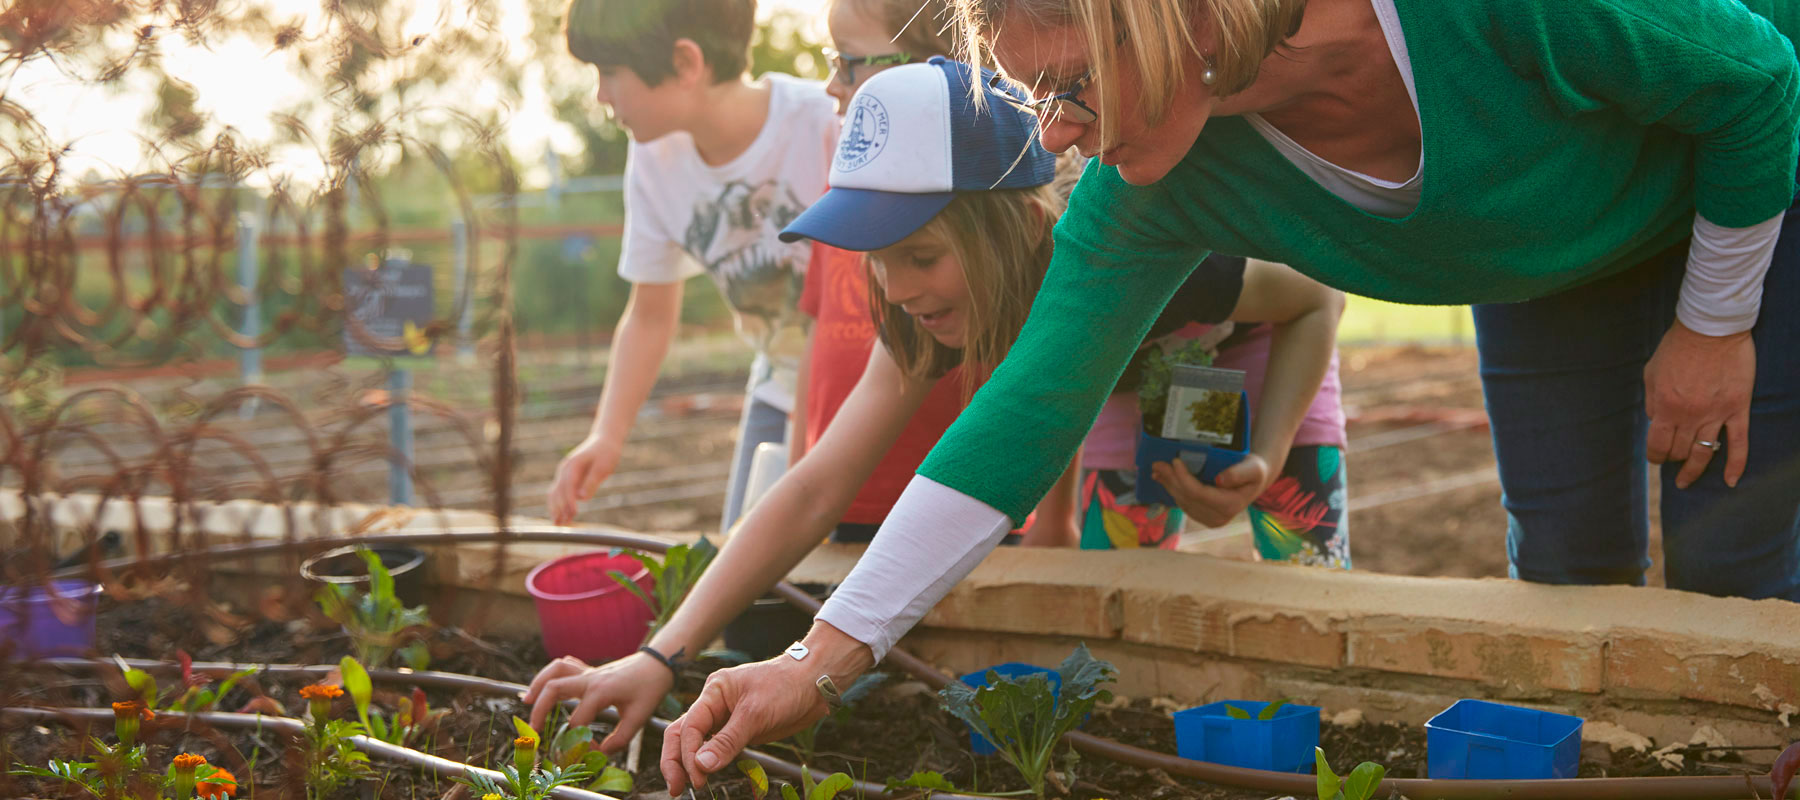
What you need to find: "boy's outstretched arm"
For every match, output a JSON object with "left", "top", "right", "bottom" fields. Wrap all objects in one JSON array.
[{"left": 547, "top": 279, "right": 685, "bottom": 525}]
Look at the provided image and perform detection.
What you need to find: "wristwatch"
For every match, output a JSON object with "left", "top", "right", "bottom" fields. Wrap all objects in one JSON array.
[{"left": 784, "top": 641, "right": 845, "bottom": 709}]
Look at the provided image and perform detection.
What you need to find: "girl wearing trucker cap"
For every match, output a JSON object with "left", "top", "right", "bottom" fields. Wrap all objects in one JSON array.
[{"left": 652, "top": 56, "right": 1342, "bottom": 790}]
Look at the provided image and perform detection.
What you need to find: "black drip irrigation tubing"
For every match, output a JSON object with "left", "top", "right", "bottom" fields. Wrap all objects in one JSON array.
[
  {"left": 43, "top": 526, "right": 1800, "bottom": 800},
  {"left": 18, "top": 658, "right": 977, "bottom": 800}
]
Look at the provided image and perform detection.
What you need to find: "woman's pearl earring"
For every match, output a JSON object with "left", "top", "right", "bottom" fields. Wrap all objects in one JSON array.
[{"left": 1201, "top": 56, "right": 1218, "bottom": 86}]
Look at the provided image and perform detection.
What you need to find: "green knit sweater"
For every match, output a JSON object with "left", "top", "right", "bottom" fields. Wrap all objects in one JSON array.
[{"left": 921, "top": 0, "right": 1800, "bottom": 524}]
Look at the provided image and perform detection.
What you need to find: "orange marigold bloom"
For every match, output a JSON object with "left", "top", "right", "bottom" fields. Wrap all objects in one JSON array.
[
  {"left": 172, "top": 753, "right": 209, "bottom": 769},
  {"left": 514, "top": 736, "right": 534, "bottom": 748},
  {"left": 196, "top": 767, "right": 238, "bottom": 798},
  {"left": 297, "top": 684, "right": 343, "bottom": 700}
]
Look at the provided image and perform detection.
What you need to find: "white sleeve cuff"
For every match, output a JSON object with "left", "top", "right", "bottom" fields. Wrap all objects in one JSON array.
[
  {"left": 1677, "top": 213, "right": 1782, "bottom": 336},
  {"left": 813, "top": 474, "right": 1012, "bottom": 662}
]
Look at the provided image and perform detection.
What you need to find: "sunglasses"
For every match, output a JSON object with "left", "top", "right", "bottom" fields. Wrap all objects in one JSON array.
[
  {"left": 822, "top": 48, "right": 916, "bottom": 87},
  {"left": 989, "top": 71, "right": 1098, "bottom": 125}
]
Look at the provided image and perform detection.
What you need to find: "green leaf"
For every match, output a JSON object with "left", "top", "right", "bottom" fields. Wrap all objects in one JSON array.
[
  {"left": 358, "top": 549, "right": 396, "bottom": 607},
  {"left": 369, "top": 712, "right": 390, "bottom": 742},
  {"left": 512, "top": 715, "right": 540, "bottom": 744},
  {"left": 1342, "top": 762, "right": 1386, "bottom": 800},
  {"left": 839, "top": 672, "right": 890, "bottom": 706},
  {"left": 736, "top": 759, "right": 770, "bottom": 800},
  {"left": 1315, "top": 748, "right": 1340, "bottom": 800},
  {"left": 890, "top": 771, "right": 955, "bottom": 791},
  {"left": 399, "top": 640, "right": 431, "bottom": 671},
  {"left": 809, "top": 772, "right": 854, "bottom": 800},
  {"left": 593, "top": 765, "right": 633, "bottom": 794},
  {"left": 1224, "top": 704, "right": 1251, "bottom": 720},
  {"left": 1257, "top": 699, "right": 1291, "bottom": 721},
  {"left": 607, "top": 569, "right": 657, "bottom": 615},
  {"left": 122, "top": 668, "right": 158, "bottom": 708},
  {"left": 552, "top": 721, "right": 594, "bottom": 755},
  {"left": 780, "top": 783, "right": 802, "bottom": 800},
  {"left": 339, "top": 656, "right": 373, "bottom": 730}
]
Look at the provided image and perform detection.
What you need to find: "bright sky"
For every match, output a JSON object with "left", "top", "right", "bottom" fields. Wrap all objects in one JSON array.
[{"left": 12, "top": 0, "right": 831, "bottom": 188}]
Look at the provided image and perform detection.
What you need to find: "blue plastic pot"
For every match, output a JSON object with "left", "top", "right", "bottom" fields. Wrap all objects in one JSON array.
[
  {"left": 1425, "top": 699, "right": 1583, "bottom": 779},
  {"left": 1173, "top": 700, "right": 1321, "bottom": 773},
  {"left": 1135, "top": 390, "right": 1252, "bottom": 506},
  {"left": 958, "top": 663, "right": 1061, "bottom": 756}
]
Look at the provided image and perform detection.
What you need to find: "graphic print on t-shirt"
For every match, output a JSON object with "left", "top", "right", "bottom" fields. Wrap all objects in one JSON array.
[{"left": 683, "top": 178, "right": 811, "bottom": 353}]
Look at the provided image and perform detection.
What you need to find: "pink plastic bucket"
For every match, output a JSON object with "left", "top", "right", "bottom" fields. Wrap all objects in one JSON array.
[{"left": 526, "top": 552, "right": 657, "bottom": 664}]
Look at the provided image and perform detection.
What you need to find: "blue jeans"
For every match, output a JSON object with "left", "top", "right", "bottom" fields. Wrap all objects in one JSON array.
[
  {"left": 1472, "top": 220, "right": 1800, "bottom": 600},
  {"left": 720, "top": 393, "right": 787, "bottom": 536}
]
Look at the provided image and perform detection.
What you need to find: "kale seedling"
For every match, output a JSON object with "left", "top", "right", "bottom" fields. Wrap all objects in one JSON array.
[
  {"left": 314, "top": 548, "right": 432, "bottom": 669},
  {"left": 1315, "top": 748, "right": 1386, "bottom": 800},
  {"left": 735, "top": 759, "right": 854, "bottom": 800},
  {"left": 607, "top": 537, "right": 718, "bottom": 639},
  {"left": 1224, "top": 698, "right": 1290, "bottom": 721},
  {"left": 939, "top": 644, "right": 1117, "bottom": 799}
]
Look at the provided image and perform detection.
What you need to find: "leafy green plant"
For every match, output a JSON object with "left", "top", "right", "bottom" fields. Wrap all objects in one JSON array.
[
  {"left": 314, "top": 548, "right": 432, "bottom": 669},
  {"left": 1135, "top": 337, "right": 1217, "bottom": 435},
  {"left": 454, "top": 719, "right": 597, "bottom": 800},
  {"left": 939, "top": 644, "right": 1118, "bottom": 799},
  {"left": 297, "top": 671, "right": 374, "bottom": 800},
  {"left": 8, "top": 705, "right": 237, "bottom": 800},
  {"left": 735, "top": 759, "right": 854, "bottom": 800},
  {"left": 1223, "top": 698, "right": 1290, "bottom": 721},
  {"left": 545, "top": 720, "right": 633, "bottom": 794},
  {"left": 1315, "top": 748, "right": 1386, "bottom": 800},
  {"left": 607, "top": 537, "right": 718, "bottom": 639}
]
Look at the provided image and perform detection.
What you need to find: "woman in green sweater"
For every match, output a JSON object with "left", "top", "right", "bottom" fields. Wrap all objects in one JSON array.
[{"left": 659, "top": 0, "right": 1800, "bottom": 787}]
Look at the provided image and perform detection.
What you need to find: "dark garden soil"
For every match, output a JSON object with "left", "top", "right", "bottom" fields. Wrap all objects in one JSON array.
[{"left": 2, "top": 595, "right": 1735, "bottom": 800}]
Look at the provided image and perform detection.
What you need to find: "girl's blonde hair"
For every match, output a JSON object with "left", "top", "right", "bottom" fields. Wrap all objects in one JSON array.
[
  {"left": 872, "top": 152, "right": 1083, "bottom": 391},
  {"left": 950, "top": 0, "right": 1305, "bottom": 141},
  {"left": 834, "top": 0, "right": 956, "bottom": 58}
]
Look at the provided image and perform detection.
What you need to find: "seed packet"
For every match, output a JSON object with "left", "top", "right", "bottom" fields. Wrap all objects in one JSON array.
[{"left": 1159, "top": 364, "right": 1246, "bottom": 448}]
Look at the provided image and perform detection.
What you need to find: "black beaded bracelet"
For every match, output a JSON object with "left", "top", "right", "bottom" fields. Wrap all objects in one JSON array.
[{"left": 638, "top": 644, "right": 686, "bottom": 679}]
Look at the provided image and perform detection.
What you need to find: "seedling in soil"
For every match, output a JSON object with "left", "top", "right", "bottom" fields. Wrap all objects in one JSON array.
[
  {"left": 540, "top": 718, "right": 634, "bottom": 794},
  {"left": 314, "top": 547, "right": 433, "bottom": 669},
  {"left": 9, "top": 704, "right": 237, "bottom": 800},
  {"left": 298, "top": 671, "right": 375, "bottom": 800},
  {"left": 939, "top": 643, "right": 1118, "bottom": 800},
  {"left": 1136, "top": 337, "right": 1217, "bottom": 436},
  {"left": 1315, "top": 748, "right": 1386, "bottom": 800},
  {"left": 1224, "top": 698, "right": 1290, "bottom": 721},
  {"left": 735, "top": 759, "right": 855, "bottom": 800},
  {"left": 607, "top": 537, "right": 719, "bottom": 638},
  {"left": 453, "top": 719, "right": 599, "bottom": 800}
]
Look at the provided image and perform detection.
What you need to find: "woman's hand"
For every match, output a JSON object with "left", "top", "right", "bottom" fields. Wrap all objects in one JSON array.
[
  {"left": 1644, "top": 322, "right": 1754, "bottom": 489},
  {"left": 1151, "top": 454, "right": 1272, "bottom": 528},
  {"left": 521, "top": 653, "right": 672, "bottom": 754},
  {"left": 661, "top": 624, "right": 874, "bottom": 795}
]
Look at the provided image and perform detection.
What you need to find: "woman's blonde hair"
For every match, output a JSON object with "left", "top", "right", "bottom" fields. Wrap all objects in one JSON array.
[
  {"left": 872, "top": 152, "right": 1083, "bottom": 392},
  {"left": 833, "top": 0, "right": 956, "bottom": 58},
  {"left": 950, "top": 0, "right": 1305, "bottom": 141}
]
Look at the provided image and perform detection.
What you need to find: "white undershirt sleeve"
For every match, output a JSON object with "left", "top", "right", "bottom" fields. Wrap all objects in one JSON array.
[
  {"left": 1678, "top": 213, "right": 1783, "bottom": 336},
  {"left": 813, "top": 474, "right": 1012, "bottom": 661}
]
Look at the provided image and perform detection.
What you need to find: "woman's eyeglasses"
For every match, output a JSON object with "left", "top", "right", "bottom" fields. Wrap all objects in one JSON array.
[
  {"left": 988, "top": 71, "right": 1098, "bottom": 125},
  {"left": 823, "top": 48, "right": 916, "bottom": 87}
]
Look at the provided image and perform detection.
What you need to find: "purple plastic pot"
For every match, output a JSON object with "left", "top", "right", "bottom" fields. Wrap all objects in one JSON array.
[{"left": 0, "top": 580, "right": 102, "bottom": 660}]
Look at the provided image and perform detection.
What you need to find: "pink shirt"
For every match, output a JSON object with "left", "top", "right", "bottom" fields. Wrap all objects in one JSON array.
[{"left": 1080, "top": 322, "right": 1346, "bottom": 471}]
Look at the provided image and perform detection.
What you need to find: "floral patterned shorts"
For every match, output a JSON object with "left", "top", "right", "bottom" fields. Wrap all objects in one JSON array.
[{"left": 1078, "top": 445, "right": 1349, "bottom": 569}]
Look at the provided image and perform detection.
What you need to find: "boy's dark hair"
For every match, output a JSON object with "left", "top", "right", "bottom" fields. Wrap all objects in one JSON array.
[{"left": 565, "top": 0, "right": 756, "bottom": 86}]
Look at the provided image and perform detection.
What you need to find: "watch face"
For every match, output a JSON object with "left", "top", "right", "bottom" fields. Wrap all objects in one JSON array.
[{"left": 784, "top": 642, "right": 810, "bottom": 660}]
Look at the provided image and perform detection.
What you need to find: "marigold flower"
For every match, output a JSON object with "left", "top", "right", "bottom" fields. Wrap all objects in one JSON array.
[
  {"left": 299, "top": 684, "right": 343, "bottom": 727},
  {"left": 296, "top": 684, "right": 343, "bottom": 700},
  {"left": 512, "top": 734, "right": 538, "bottom": 773},
  {"left": 111, "top": 700, "right": 149, "bottom": 746},
  {"left": 196, "top": 766, "right": 238, "bottom": 798},
  {"left": 172, "top": 753, "right": 208, "bottom": 769},
  {"left": 482, "top": 795, "right": 504, "bottom": 800}
]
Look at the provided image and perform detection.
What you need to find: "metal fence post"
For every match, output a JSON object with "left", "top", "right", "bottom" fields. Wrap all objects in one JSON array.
[
  {"left": 388, "top": 367, "right": 414, "bottom": 506},
  {"left": 237, "top": 211, "right": 263, "bottom": 418},
  {"left": 453, "top": 218, "right": 474, "bottom": 361}
]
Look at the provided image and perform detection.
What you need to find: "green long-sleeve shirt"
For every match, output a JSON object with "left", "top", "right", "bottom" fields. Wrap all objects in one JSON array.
[{"left": 921, "top": 0, "right": 1800, "bottom": 524}]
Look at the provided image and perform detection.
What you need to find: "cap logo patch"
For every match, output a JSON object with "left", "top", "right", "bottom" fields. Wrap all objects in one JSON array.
[{"left": 835, "top": 94, "right": 890, "bottom": 173}]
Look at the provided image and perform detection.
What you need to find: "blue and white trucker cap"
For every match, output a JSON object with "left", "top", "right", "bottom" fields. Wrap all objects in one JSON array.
[{"left": 779, "top": 56, "right": 1056, "bottom": 252}]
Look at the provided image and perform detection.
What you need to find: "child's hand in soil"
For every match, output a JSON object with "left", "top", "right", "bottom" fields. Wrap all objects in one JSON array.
[
  {"left": 1150, "top": 455, "right": 1271, "bottom": 528},
  {"left": 522, "top": 653, "right": 671, "bottom": 754}
]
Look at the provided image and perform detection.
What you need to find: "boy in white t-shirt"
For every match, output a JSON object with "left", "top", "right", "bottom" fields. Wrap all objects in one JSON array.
[{"left": 547, "top": 0, "right": 839, "bottom": 532}]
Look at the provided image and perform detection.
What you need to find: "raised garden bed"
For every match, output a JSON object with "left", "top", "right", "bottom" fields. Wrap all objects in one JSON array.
[{"left": 2, "top": 593, "right": 1751, "bottom": 800}]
